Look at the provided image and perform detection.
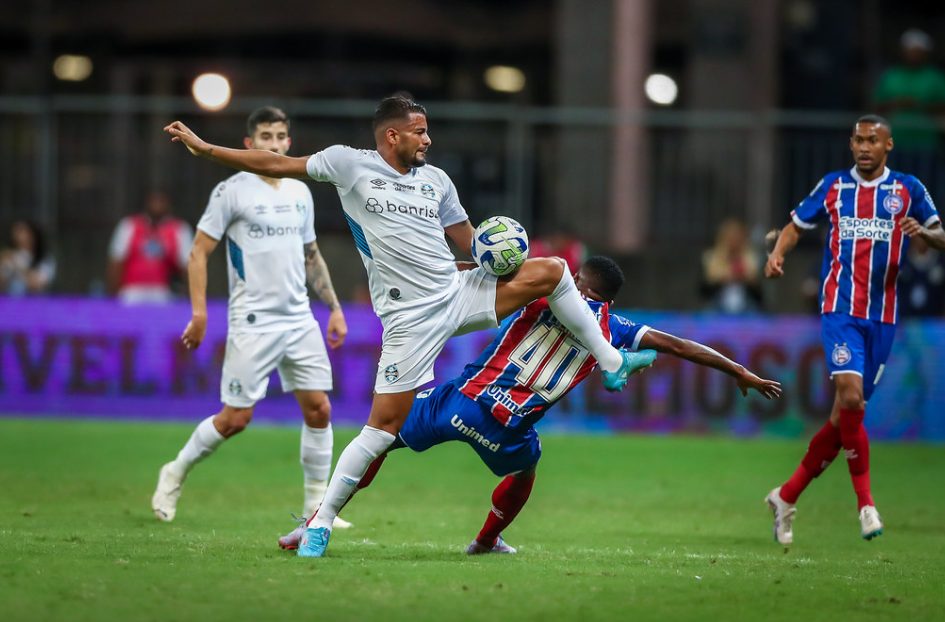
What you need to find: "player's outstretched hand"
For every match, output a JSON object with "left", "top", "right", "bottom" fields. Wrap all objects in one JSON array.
[
  {"left": 164, "top": 121, "right": 210, "bottom": 157},
  {"left": 181, "top": 315, "right": 208, "bottom": 350},
  {"left": 326, "top": 308, "right": 348, "bottom": 349},
  {"left": 764, "top": 253, "right": 784, "bottom": 279},
  {"left": 736, "top": 370, "right": 782, "bottom": 400}
]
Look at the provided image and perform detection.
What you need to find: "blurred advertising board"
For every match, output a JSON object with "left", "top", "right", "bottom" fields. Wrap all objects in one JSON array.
[{"left": 1, "top": 298, "right": 942, "bottom": 440}]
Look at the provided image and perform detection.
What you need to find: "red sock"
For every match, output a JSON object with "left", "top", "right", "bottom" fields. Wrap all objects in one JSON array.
[
  {"left": 839, "top": 407, "right": 873, "bottom": 510},
  {"left": 476, "top": 471, "right": 536, "bottom": 547},
  {"left": 779, "top": 420, "right": 842, "bottom": 504}
]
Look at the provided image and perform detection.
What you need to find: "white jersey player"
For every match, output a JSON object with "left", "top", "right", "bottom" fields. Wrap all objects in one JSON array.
[
  {"left": 152, "top": 107, "right": 350, "bottom": 529},
  {"left": 164, "top": 95, "right": 651, "bottom": 558}
]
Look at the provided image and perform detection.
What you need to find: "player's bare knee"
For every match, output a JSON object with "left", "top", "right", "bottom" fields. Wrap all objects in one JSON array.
[
  {"left": 515, "top": 464, "right": 537, "bottom": 479},
  {"left": 216, "top": 406, "right": 254, "bottom": 437},
  {"left": 520, "top": 257, "right": 564, "bottom": 295},
  {"left": 302, "top": 398, "right": 332, "bottom": 428},
  {"left": 836, "top": 388, "right": 864, "bottom": 410}
]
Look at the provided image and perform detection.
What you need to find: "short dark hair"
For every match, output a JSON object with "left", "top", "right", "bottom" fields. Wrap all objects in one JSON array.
[
  {"left": 855, "top": 114, "right": 892, "bottom": 134},
  {"left": 246, "top": 106, "right": 289, "bottom": 136},
  {"left": 583, "top": 255, "right": 625, "bottom": 301},
  {"left": 373, "top": 95, "right": 427, "bottom": 131}
]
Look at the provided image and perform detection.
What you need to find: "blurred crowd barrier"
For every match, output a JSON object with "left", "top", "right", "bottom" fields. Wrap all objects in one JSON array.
[
  {"left": 4, "top": 96, "right": 945, "bottom": 302},
  {"left": 2, "top": 297, "right": 942, "bottom": 441}
]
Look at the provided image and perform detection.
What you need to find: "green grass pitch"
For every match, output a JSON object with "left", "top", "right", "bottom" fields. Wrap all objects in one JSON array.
[{"left": 1, "top": 417, "right": 943, "bottom": 621}]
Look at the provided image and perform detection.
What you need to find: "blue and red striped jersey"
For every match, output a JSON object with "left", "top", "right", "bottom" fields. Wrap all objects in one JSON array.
[
  {"left": 791, "top": 166, "right": 941, "bottom": 324},
  {"left": 457, "top": 298, "right": 648, "bottom": 430}
]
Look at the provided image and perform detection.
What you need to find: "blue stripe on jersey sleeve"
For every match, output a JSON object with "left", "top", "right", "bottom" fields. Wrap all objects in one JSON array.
[
  {"left": 344, "top": 213, "right": 373, "bottom": 259},
  {"left": 227, "top": 237, "right": 245, "bottom": 280}
]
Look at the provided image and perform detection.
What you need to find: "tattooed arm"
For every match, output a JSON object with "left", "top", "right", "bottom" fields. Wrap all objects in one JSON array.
[{"left": 305, "top": 240, "right": 347, "bottom": 349}]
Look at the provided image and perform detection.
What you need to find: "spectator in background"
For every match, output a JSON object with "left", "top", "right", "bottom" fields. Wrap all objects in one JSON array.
[
  {"left": 529, "top": 226, "right": 588, "bottom": 274},
  {"left": 873, "top": 29, "right": 945, "bottom": 154},
  {"left": 107, "top": 190, "right": 193, "bottom": 303},
  {"left": 898, "top": 236, "right": 945, "bottom": 317},
  {"left": 0, "top": 220, "right": 55, "bottom": 295},
  {"left": 700, "top": 218, "right": 762, "bottom": 313}
]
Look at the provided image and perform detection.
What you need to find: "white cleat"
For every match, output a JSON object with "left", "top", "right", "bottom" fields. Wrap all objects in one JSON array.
[
  {"left": 332, "top": 516, "right": 353, "bottom": 529},
  {"left": 859, "top": 505, "right": 883, "bottom": 541},
  {"left": 151, "top": 462, "right": 185, "bottom": 522},
  {"left": 765, "top": 486, "right": 796, "bottom": 546},
  {"left": 465, "top": 535, "right": 517, "bottom": 555}
]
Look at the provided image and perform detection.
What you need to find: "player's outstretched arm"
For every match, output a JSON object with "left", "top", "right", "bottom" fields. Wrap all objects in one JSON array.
[
  {"left": 638, "top": 329, "right": 782, "bottom": 399},
  {"left": 181, "top": 231, "right": 219, "bottom": 350},
  {"left": 304, "top": 241, "right": 347, "bottom": 349},
  {"left": 164, "top": 120, "right": 310, "bottom": 179},
  {"left": 764, "top": 222, "right": 803, "bottom": 279}
]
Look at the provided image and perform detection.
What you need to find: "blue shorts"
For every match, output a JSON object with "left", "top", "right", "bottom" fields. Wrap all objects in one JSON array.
[
  {"left": 399, "top": 381, "right": 542, "bottom": 477},
  {"left": 821, "top": 312, "right": 896, "bottom": 402}
]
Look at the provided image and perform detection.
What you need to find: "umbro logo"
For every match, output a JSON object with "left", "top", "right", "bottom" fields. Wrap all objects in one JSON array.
[{"left": 370, "top": 178, "right": 387, "bottom": 188}]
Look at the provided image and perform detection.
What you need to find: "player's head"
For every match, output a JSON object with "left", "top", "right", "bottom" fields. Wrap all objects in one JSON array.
[
  {"left": 373, "top": 94, "right": 430, "bottom": 169},
  {"left": 144, "top": 190, "right": 172, "bottom": 220},
  {"left": 245, "top": 106, "right": 291, "bottom": 155},
  {"left": 900, "top": 28, "right": 933, "bottom": 66},
  {"left": 850, "top": 114, "right": 892, "bottom": 177},
  {"left": 575, "top": 255, "right": 625, "bottom": 303}
]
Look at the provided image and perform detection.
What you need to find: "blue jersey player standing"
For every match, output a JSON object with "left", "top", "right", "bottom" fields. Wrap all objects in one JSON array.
[
  {"left": 279, "top": 256, "right": 782, "bottom": 553},
  {"left": 764, "top": 115, "right": 945, "bottom": 546}
]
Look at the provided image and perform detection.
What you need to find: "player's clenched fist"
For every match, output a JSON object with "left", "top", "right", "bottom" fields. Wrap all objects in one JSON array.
[
  {"left": 900, "top": 216, "right": 925, "bottom": 237},
  {"left": 180, "top": 315, "right": 207, "bottom": 350}
]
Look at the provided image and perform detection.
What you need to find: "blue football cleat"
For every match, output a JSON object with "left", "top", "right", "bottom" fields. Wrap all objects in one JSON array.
[
  {"left": 297, "top": 526, "right": 331, "bottom": 558},
  {"left": 602, "top": 349, "right": 657, "bottom": 392}
]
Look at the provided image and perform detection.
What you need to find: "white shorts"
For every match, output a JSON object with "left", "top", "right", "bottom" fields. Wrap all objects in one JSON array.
[
  {"left": 375, "top": 268, "right": 498, "bottom": 393},
  {"left": 221, "top": 324, "right": 332, "bottom": 407}
]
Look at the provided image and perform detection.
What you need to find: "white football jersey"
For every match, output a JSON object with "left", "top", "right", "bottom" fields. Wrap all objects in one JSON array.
[
  {"left": 197, "top": 172, "right": 317, "bottom": 333},
  {"left": 306, "top": 146, "right": 469, "bottom": 317}
]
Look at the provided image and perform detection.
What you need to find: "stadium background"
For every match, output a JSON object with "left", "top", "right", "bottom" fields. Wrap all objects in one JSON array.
[
  {"left": 1, "top": 0, "right": 943, "bottom": 438},
  {"left": 2, "top": 3, "right": 945, "bottom": 621}
]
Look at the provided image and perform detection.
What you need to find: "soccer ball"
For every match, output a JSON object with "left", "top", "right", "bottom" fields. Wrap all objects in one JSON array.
[{"left": 471, "top": 216, "right": 529, "bottom": 276}]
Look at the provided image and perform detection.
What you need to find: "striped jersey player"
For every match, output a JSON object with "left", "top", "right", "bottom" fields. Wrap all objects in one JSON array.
[
  {"left": 764, "top": 115, "right": 945, "bottom": 547},
  {"left": 277, "top": 256, "right": 782, "bottom": 554},
  {"left": 792, "top": 163, "right": 939, "bottom": 324},
  {"left": 456, "top": 297, "right": 644, "bottom": 432}
]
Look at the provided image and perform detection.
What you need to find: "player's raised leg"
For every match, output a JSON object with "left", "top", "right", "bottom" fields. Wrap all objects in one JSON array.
[
  {"left": 151, "top": 406, "right": 249, "bottom": 521},
  {"left": 495, "top": 257, "right": 654, "bottom": 390},
  {"left": 297, "top": 392, "right": 410, "bottom": 557}
]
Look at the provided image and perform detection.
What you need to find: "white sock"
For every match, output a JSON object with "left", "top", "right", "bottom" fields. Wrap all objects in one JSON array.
[
  {"left": 171, "top": 415, "right": 225, "bottom": 476},
  {"left": 546, "top": 268, "right": 623, "bottom": 372},
  {"left": 300, "top": 423, "right": 333, "bottom": 516},
  {"left": 309, "top": 425, "right": 394, "bottom": 529}
]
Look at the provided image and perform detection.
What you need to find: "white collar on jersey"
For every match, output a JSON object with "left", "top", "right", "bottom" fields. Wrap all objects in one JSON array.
[{"left": 849, "top": 166, "right": 890, "bottom": 187}]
